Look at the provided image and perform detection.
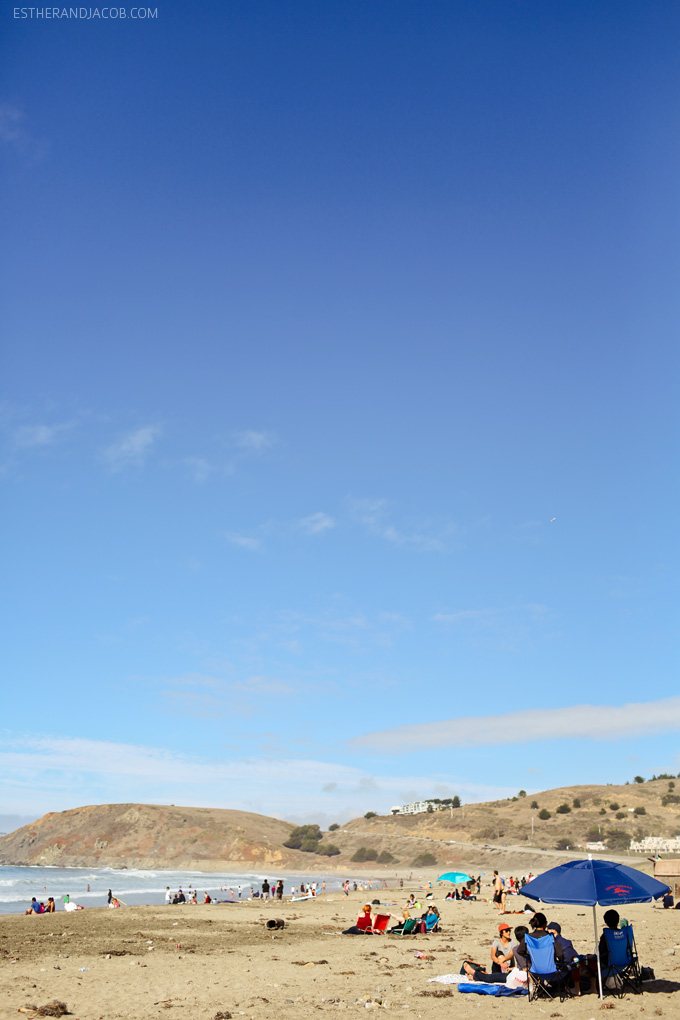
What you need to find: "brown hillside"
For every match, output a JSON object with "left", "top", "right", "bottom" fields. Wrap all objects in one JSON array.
[
  {"left": 0, "top": 803, "right": 301, "bottom": 871},
  {"left": 1, "top": 777, "right": 677, "bottom": 873}
]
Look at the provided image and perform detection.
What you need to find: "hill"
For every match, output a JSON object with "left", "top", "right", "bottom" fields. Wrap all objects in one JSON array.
[
  {"left": 0, "top": 803, "right": 301, "bottom": 871},
  {"left": 1, "top": 777, "right": 677, "bottom": 873}
]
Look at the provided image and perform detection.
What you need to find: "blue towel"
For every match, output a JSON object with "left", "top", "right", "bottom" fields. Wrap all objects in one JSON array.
[{"left": 458, "top": 983, "right": 528, "bottom": 996}]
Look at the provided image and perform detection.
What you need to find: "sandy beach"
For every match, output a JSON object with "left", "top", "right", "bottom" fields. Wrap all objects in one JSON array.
[{"left": 1, "top": 876, "right": 679, "bottom": 1020}]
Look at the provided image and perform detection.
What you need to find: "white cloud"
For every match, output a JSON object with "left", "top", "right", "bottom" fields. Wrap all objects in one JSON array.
[
  {"left": 103, "top": 425, "right": 161, "bottom": 469},
  {"left": 351, "top": 697, "right": 680, "bottom": 753},
  {"left": 0, "top": 732, "right": 512, "bottom": 820},
  {"left": 0, "top": 104, "right": 47, "bottom": 161},
  {"left": 433, "top": 604, "right": 547, "bottom": 626},
  {"left": 183, "top": 456, "right": 215, "bottom": 482},
  {"left": 233, "top": 430, "right": 276, "bottom": 452},
  {"left": 13, "top": 423, "right": 72, "bottom": 448},
  {"left": 299, "top": 512, "right": 335, "bottom": 534},
  {"left": 223, "top": 532, "right": 262, "bottom": 552},
  {"left": 347, "top": 497, "right": 448, "bottom": 552}
]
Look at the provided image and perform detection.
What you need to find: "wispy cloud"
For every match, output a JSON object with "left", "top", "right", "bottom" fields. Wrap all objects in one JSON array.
[
  {"left": 351, "top": 696, "right": 680, "bottom": 753},
  {"left": 13, "top": 423, "right": 72, "bottom": 448},
  {"left": 223, "top": 532, "right": 262, "bottom": 552},
  {"left": 0, "top": 103, "right": 47, "bottom": 161},
  {"left": 0, "top": 731, "right": 513, "bottom": 819},
  {"left": 182, "top": 456, "right": 215, "bottom": 483},
  {"left": 233, "top": 430, "right": 276, "bottom": 453},
  {"left": 298, "top": 512, "right": 335, "bottom": 534},
  {"left": 103, "top": 425, "right": 161, "bottom": 469},
  {"left": 433, "top": 604, "right": 547, "bottom": 627},
  {"left": 432, "top": 603, "right": 549, "bottom": 650},
  {"left": 348, "top": 497, "right": 450, "bottom": 552}
]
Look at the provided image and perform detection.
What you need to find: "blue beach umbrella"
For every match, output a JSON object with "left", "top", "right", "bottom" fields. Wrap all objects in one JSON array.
[
  {"left": 436, "top": 871, "right": 471, "bottom": 883},
  {"left": 523, "top": 857, "right": 669, "bottom": 999}
]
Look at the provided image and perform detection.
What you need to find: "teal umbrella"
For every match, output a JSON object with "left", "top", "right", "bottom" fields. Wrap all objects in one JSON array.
[{"left": 436, "top": 871, "right": 471, "bottom": 883}]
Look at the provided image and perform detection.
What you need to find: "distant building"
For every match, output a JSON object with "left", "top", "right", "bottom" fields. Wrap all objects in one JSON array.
[
  {"left": 391, "top": 800, "right": 438, "bottom": 816},
  {"left": 629, "top": 836, "right": 680, "bottom": 854},
  {"left": 586, "top": 841, "right": 606, "bottom": 851}
]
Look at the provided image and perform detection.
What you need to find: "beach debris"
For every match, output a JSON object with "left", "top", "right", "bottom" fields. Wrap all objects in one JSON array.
[
  {"left": 212, "top": 1012, "right": 232, "bottom": 1019},
  {"left": 419, "top": 989, "right": 453, "bottom": 997},
  {"left": 35, "top": 1002, "right": 70, "bottom": 1017}
]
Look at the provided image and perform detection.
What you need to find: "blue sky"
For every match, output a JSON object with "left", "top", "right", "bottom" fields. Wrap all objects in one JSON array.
[{"left": 1, "top": 1, "right": 678, "bottom": 830}]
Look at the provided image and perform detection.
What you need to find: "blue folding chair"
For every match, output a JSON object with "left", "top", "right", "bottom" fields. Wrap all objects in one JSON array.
[
  {"left": 525, "top": 934, "right": 572, "bottom": 1002},
  {"left": 601, "top": 926, "right": 642, "bottom": 997}
]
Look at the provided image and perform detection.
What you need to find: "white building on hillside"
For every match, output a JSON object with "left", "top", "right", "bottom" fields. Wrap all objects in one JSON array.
[
  {"left": 391, "top": 800, "right": 436, "bottom": 815},
  {"left": 629, "top": 836, "right": 680, "bottom": 853}
]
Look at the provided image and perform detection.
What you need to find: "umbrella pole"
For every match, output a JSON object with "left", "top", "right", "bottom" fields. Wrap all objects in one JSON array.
[{"left": 592, "top": 904, "right": 603, "bottom": 1001}]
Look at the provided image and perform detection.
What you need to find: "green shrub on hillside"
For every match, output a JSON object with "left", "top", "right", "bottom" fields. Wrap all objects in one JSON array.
[
  {"left": 662, "top": 794, "right": 680, "bottom": 806},
  {"left": 633, "top": 806, "right": 646, "bottom": 815},
  {"left": 411, "top": 852, "right": 437, "bottom": 867},
  {"left": 328, "top": 823, "right": 340, "bottom": 831},
  {"left": 634, "top": 776, "right": 645, "bottom": 784},
  {"left": 364, "top": 811, "right": 378, "bottom": 819},
  {"left": 572, "top": 798, "right": 581, "bottom": 808},
  {"left": 609, "top": 802, "right": 620, "bottom": 812},
  {"left": 351, "top": 846, "right": 378, "bottom": 862},
  {"left": 531, "top": 801, "right": 539, "bottom": 809},
  {"left": 556, "top": 803, "right": 571, "bottom": 814},
  {"left": 616, "top": 812, "right": 625, "bottom": 819},
  {"left": 555, "top": 837, "right": 571, "bottom": 850},
  {"left": 317, "top": 843, "right": 340, "bottom": 857},
  {"left": 377, "top": 850, "right": 397, "bottom": 864},
  {"left": 284, "top": 824, "right": 322, "bottom": 850},
  {"left": 606, "top": 829, "right": 630, "bottom": 850},
  {"left": 538, "top": 809, "right": 551, "bottom": 820}
]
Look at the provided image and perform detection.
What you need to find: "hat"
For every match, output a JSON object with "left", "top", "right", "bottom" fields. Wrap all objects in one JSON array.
[
  {"left": 498, "top": 923, "right": 511, "bottom": 933},
  {"left": 547, "top": 921, "right": 561, "bottom": 933}
]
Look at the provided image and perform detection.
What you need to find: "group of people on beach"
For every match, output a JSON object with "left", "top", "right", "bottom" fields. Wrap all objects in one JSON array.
[
  {"left": 342, "top": 900, "right": 441, "bottom": 935},
  {"left": 461, "top": 907, "right": 636, "bottom": 995}
]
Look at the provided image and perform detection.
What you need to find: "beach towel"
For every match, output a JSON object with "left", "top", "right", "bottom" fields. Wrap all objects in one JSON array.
[{"left": 458, "top": 984, "right": 528, "bottom": 996}]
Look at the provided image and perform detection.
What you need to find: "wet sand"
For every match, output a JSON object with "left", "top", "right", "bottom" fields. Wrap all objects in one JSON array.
[{"left": 1, "top": 882, "right": 679, "bottom": 1019}]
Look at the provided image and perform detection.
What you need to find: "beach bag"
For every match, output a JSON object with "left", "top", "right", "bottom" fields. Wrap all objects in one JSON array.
[{"left": 506, "top": 967, "right": 528, "bottom": 990}]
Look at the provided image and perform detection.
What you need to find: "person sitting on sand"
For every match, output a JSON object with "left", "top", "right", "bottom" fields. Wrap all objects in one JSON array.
[
  {"left": 598, "top": 909, "right": 620, "bottom": 966},
  {"left": 516, "top": 912, "right": 564, "bottom": 968},
  {"left": 546, "top": 921, "right": 581, "bottom": 996},
  {"left": 462, "top": 922, "right": 519, "bottom": 982},
  {"left": 204, "top": 892, "right": 212, "bottom": 904},
  {"left": 423, "top": 905, "right": 441, "bottom": 931},
  {"left": 189, "top": 893, "right": 197, "bottom": 904},
  {"left": 25, "top": 897, "right": 43, "bottom": 915},
  {"left": 343, "top": 904, "right": 375, "bottom": 934},
  {"left": 45, "top": 897, "right": 56, "bottom": 913},
  {"left": 389, "top": 908, "right": 411, "bottom": 933},
  {"left": 460, "top": 922, "right": 530, "bottom": 983}
]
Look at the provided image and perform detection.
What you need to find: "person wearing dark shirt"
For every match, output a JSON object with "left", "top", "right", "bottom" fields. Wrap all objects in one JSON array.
[
  {"left": 598, "top": 909, "right": 620, "bottom": 966},
  {"left": 516, "top": 912, "right": 565, "bottom": 966}
]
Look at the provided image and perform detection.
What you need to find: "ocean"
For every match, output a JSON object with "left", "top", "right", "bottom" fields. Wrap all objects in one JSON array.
[{"left": 0, "top": 865, "right": 361, "bottom": 914}]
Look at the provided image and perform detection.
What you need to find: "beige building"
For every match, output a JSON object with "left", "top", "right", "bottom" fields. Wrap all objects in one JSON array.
[{"left": 654, "top": 859, "right": 680, "bottom": 898}]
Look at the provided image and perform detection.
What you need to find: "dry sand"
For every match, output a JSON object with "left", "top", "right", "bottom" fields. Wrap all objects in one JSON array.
[{"left": 1, "top": 878, "right": 679, "bottom": 1020}]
